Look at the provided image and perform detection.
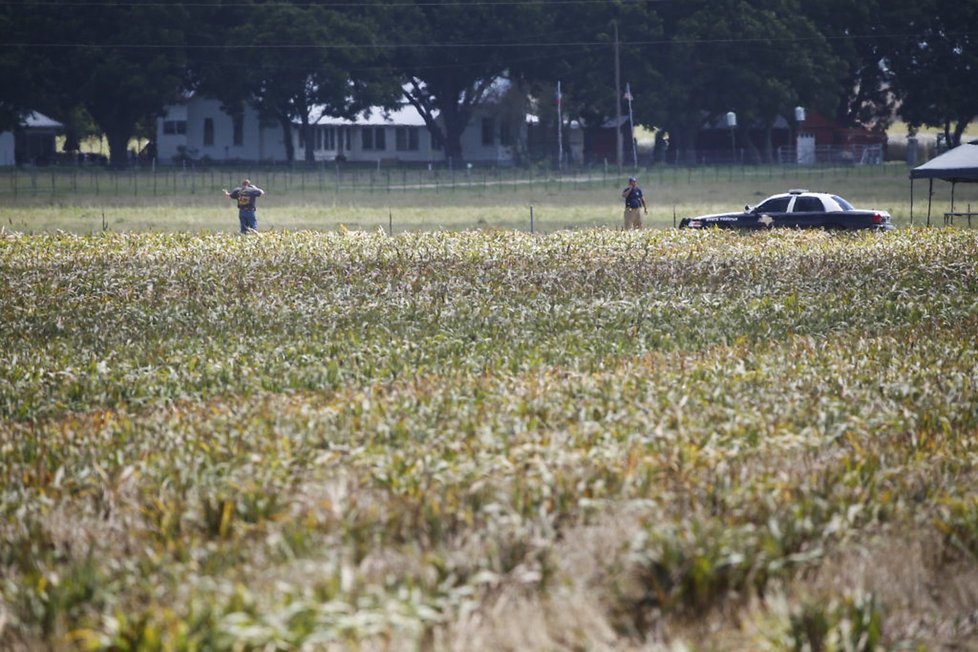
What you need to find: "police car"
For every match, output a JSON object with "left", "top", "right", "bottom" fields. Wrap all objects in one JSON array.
[{"left": 679, "top": 190, "right": 894, "bottom": 231}]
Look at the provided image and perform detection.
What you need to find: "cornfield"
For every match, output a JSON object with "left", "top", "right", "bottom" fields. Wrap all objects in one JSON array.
[{"left": 1, "top": 227, "right": 977, "bottom": 650}]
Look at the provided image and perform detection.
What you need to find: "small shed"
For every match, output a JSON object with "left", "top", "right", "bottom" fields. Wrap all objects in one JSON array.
[
  {"left": 0, "top": 111, "right": 65, "bottom": 166},
  {"left": 582, "top": 116, "right": 633, "bottom": 166},
  {"left": 910, "top": 140, "right": 978, "bottom": 225}
]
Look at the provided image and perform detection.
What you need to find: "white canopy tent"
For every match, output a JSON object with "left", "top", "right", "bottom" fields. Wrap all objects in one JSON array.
[{"left": 910, "top": 140, "right": 978, "bottom": 225}]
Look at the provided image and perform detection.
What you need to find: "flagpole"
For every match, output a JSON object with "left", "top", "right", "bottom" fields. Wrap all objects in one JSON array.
[
  {"left": 613, "top": 21, "right": 622, "bottom": 172},
  {"left": 625, "top": 82, "right": 637, "bottom": 169},
  {"left": 556, "top": 81, "right": 563, "bottom": 170}
]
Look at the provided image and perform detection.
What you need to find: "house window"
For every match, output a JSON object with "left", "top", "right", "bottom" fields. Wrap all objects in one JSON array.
[
  {"left": 318, "top": 127, "right": 336, "bottom": 151},
  {"left": 232, "top": 114, "right": 243, "bottom": 146},
  {"left": 163, "top": 120, "right": 186, "bottom": 135},
  {"left": 500, "top": 121, "right": 512, "bottom": 146},
  {"left": 481, "top": 118, "right": 494, "bottom": 146},
  {"left": 203, "top": 118, "right": 214, "bottom": 146},
  {"left": 363, "top": 127, "right": 386, "bottom": 150},
  {"left": 396, "top": 127, "right": 419, "bottom": 151}
]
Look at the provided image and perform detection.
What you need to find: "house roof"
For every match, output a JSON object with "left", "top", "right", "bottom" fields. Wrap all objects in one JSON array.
[
  {"left": 600, "top": 116, "right": 632, "bottom": 129},
  {"left": 310, "top": 104, "right": 430, "bottom": 127},
  {"left": 305, "top": 78, "right": 515, "bottom": 127},
  {"left": 22, "top": 111, "right": 63, "bottom": 130},
  {"left": 911, "top": 141, "right": 978, "bottom": 183}
]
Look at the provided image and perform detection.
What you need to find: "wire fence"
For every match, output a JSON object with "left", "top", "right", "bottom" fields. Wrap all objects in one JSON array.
[{"left": 0, "top": 160, "right": 911, "bottom": 201}]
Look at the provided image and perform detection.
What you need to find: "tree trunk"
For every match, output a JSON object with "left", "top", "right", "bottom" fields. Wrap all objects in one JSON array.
[
  {"left": 436, "top": 98, "right": 470, "bottom": 164},
  {"left": 301, "top": 114, "right": 315, "bottom": 163},
  {"left": 85, "top": 98, "right": 137, "bottom": 168},
  {"left": 762, "top": 123, "right": 774, "bottom": 164},
  {"left": 438, "top": 108, "right": 466, "bottom": 164},
  {"left": 105, "top": 126, "right": 132, "bottom": 169},
  {"left": 63, "top": 126, "right": 81, "bottom": 154},
  {"left": 653, "top": 130, "right": 667, "bottom": 164},
  {"left": 402, "top": 85, "right": 472, "bottom": 164},
  {"left": 443, "top": 122, "right": 465, "bottom": 163},
  {"left": 670, "top": 124, "right": 698, "bottom": 166},
  {"left": 951, "top": 118, "right": 972, "bottom": 148},
  {"left": 736, "top": 125, "right": 761, "bottom": 164},
  {"left": 279, "top": 115, "right": 295, "bottom": 162}
]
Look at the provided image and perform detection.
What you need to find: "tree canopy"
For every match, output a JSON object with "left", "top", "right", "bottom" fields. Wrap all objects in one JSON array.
[
  {"left": 3, "top": 1, "right": 189, "bottom": 167},
  {"left": 878, "top": 0, "right": 978, "bottom": 148},
  {"left": 382, "top": 0, "right": 544, "bottom": 162},
  {"left": 0, "top": 0, "right": 972, "bottom": 164},
  {"left": 191, "top": 2, "right": 400, "bottom": 163}
]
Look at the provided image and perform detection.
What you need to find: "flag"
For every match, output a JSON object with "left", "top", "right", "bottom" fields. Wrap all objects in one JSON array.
[{"left": 623, "top": 83, "right": 633, "bottom": 102}]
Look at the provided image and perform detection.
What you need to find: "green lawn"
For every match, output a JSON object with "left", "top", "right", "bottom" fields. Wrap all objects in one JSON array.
[
  {"left": 2, "top": 163, "right": 975, "bottom": 233},
  {"left": 2, "top": 227, "right": 977, "bottom": 650}
]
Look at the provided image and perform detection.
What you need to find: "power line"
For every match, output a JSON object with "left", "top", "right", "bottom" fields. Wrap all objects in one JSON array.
[
  {"left": 0, "top": 0, "right": 657, "bottom": 6},
  {"left": 8, "top": 41, "right": 601, "bottom": 49},
  {"left": 7, "top": 31, "right": 976, "bottom": 50}
]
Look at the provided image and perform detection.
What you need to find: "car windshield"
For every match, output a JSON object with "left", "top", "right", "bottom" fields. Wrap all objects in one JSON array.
[
  {"left": 831, "top": 195, "right": 855, "bottom": 211},
  {"left": 754, "top": 196, "right": 791, "bottom": 213}
]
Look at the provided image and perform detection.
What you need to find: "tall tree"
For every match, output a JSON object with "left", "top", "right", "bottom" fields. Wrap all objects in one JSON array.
[
  {"left": 655, "top": 0, "right": 842, "bottom": 164},
  {"left": 192, "top": 2, "right": 399, "bottom": 163},
  {"left": 14, "top": 1, "right": 191, "bottom": 167},
  {"left": 0, "top": 5, "right": 35, "bottom": 132},
  {"left": 800, "top": 0, "right": 894, "bottom": 129},
  {"left": 384, "top": 0, "right": 543, "bottom": 162},
  {"left": 880, "top": 0, "right": 977, "bottom": 147},
  {"left": 525, "top": 1, "right": 664, "bottom": 166}
]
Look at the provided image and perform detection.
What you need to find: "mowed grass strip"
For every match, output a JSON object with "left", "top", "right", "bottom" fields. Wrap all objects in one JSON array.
[
  {"left": 3, "top": 163, "right": 975, "bottom": 232},
  {"left": 1, "top": 228, "right": 977, "bottom": 650}
]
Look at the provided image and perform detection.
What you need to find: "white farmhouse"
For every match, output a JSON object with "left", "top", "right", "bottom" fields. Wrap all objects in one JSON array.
[
  {"left": 156, "top": 97, "right": 284, "bottom": 163},
  {"left": 0, "top": 131, "right": 13, "bottom": 167},
  {"left": 156, "top": 95, "right": 525, "bottom": 165}
]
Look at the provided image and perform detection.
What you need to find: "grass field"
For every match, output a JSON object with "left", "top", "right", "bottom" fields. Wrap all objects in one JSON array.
[
  {"left": 3, "top": 163, "right": 977, "bottom": 234},
  {"left": 2, "top": 223, "right": 977, "bottom": 650}
]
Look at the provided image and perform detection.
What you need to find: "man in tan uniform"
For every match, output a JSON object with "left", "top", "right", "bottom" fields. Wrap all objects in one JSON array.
[{"left": 622, "top": 176, "right": 648, "bottom": 229}]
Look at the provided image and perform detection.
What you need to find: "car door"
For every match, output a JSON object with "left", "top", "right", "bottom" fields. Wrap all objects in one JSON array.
[
  {"left": 788, "top": 195, "right": 830, "bottom": 228},
  {"left": 751, "top": 196, "right": 791, "bottom": 228}
]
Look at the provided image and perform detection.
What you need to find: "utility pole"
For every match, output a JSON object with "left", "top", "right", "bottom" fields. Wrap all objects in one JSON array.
[
  {"left": 556, "top": 81, "right": 563, "bottom": 170},
  {"left": 625, "top": 83, "right": 637, "bottom": 169},
  {"left": 613, "top": 21, "right": 623, "bottom": 172}
]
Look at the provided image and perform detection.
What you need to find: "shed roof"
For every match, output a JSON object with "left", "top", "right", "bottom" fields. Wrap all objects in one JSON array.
[
  {"left": 910, "top": 140, "right": 978, "bottom": 183},
  {"left": 22, "top": 111, "right": 64, "bottom": 130}
]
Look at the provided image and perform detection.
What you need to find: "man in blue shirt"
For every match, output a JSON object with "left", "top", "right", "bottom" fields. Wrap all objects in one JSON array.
[
  {"left": 622, "top": 176, "right": 648, "bottom": 229},
  {"left": 224, "top": 179, "right": 265, "bottom": 233}
]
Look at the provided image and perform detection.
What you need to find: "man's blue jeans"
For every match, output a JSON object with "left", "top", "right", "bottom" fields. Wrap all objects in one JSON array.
[{"left": 238, "top": 209, "right": 258, "bottom": 233}]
